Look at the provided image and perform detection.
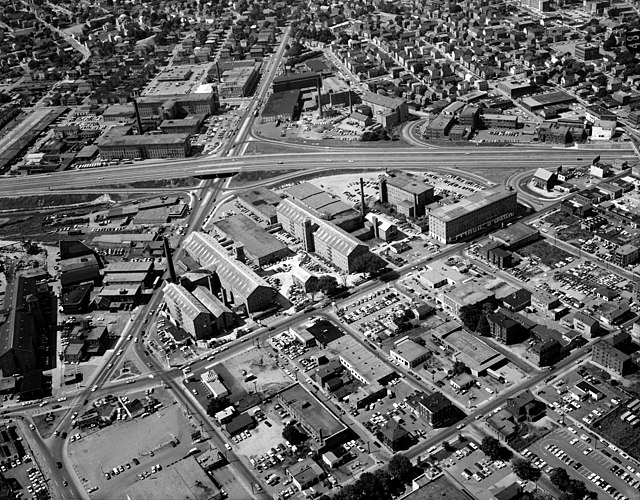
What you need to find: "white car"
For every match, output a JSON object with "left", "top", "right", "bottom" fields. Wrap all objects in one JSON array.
[{"left": 225, "top": 443, "right": 232, "bottom": 451}]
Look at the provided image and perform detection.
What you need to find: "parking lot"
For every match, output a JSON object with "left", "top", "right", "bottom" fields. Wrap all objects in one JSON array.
[
  {"left": 444, "top": 443, "right": 516, "bottom": 500},
  {"left": 67, "top": 401, "right": 197, "bottom": 499},
  {"left": 529, "top": 426, "right": 640, "bottom": 500}
]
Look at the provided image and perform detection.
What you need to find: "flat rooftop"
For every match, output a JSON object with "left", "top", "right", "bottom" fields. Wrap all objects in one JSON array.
[
  {"left": 442, "top": 330, "right": 504, "bottom": 371},
  {"left": 429, "top": 188, "right": 516, "bottom": 223},
  {"left": 490, "top": 222, "right": 538, "bottom": 246},
  {"left": 279, "top": 383, "right": 346, "bottom": 438},
  {"left": 328, "top": 335, "right": 395, "bottom": 384},
  {"left": 213, "top": 214, "right": 287, "bottom": 259},
  {"left": 386, "top": 172, "right": 433, "bottom": 195}
]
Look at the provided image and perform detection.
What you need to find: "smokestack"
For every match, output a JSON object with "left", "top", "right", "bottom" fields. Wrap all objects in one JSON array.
[
  {"left": 133, "top": 98, "right": 143, "bottom": 135},
  {"left": 234, "top": 243, "right": 245, "bottom": 263},
  {"left": 359, "top": 177, "right": 366, "bottom": 222},
  {"left": 317, "top": 84, "right": 323, "bottom": 119},
  {"left": 349, "top": 89, "right": 353, "bottom": 114},
  {"left": 216, "top": 62, "right": 221, "bottom": 82},
  {"left": 163, "top": 237, "right": 177, "bottom": 283},
  {"left": 221, "top": 288, "right": 230, "bottom": 307}
]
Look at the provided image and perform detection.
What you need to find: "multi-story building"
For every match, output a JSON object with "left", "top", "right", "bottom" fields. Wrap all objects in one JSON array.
[
  {"left": 97, "top": 127, "right": 191, "bottom": 160},
  {"left": 531, "top": 290, "right": 560, "bottom": 311},
  {"left": 219, "top": 63, "right": 260, "bottom": 98},
  {"left": 428, "top": 188, "right": 517, "bottom": 243},
  {"left": 136, "top": 90, "right": 218, "bottom": 119},
  {"left": 408, "top": 391, "right": 456, "bottom": 428},
  {"left": 487, "top": 311, "right": 520, "bottom": 344},
  {"left": 182, "top": 232, "right": 276, "bottom": 315},
  {"left": 423, "top": 114, "right": 454, "bottom": 140},
  {"left": 592, "top": 336, "right": 632, "bottom": 375},
  {"left": 162, "top": 283, "right": 213, "bottom": 340},
  {"left": 573, "top": 312, "right": 600, "bottom": 339},
  {"left": 379, "top": 172, "right": 434, "bottom": 218},
  {"left": 277, "top": 198, "right": 370, "bottom": 273},
  {"left": 615, "top": 244, "right": 640, "bottom": 266},
  {"left": 192, "top": 287, "right": 234, "bottom": 334},
  {"left": 360, "top": 91, "right": 410, "bottom": 128},
  {"left": 159, "top": 115, "right": 206, "bottom": 135},
  {"left": 277, "top": 384, "right": 348, "bottom": 448},
  {"left": 0, "top": 271, "right": 55, "bottom": 377},
  {"left": 272, "top": 72, "right": 322, "bottom": 93},
  {"left": 440, "top": 282, "right": 494, "bottom": 317}
]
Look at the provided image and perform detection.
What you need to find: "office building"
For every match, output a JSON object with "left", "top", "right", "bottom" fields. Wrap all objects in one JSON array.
[
  {"left": 592, "top": 336, "right": 632, "bottom": 375},
  {"left": 278, "top": 384, "right": 348, "bottom": 448},
  {"left": 379, "top": 172, "right": 434, "bottom": 218},
  {"left": 182, "top": 232, "right": 276, "bottom": 314},
  {"left": 360, "top": 91, "right": 409, "bottom": 128},
  {"left": 272, "top": 72, "right": 322, "bottom": 93},
  {"left": 136, "top": 90, "right": 218, "bottom": 119},
  {"left": 408, "top": 391, "right": 456, "bottom": 428},
  {"left": 428, "top": 188, "right": 517, "bottom": 243},
  {"left": 277, "top": 198, "right": 370, "bottom": 273},
  {"left": 97, "top": 127, "right": 191, "bottom": 160},
  {"left": 219, "top": 63, "right": 260, "bottom": 98}
]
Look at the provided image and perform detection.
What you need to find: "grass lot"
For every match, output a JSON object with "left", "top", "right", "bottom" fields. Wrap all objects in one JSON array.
[
  {"left": 544, "top": 211, "right": 593, "bottom": 244},
  {"left": 0, "top": 193, "right": 104, "bottom": 210},
  {"left": 517, "top": 240, "right": 573, "bottom": 267},
  {"left": 229, "top": 169, "right": 300, "bottom": 187},
  {"left": 592, "top": 405, "right": 640, "bottom": 461},
  {"left": 99, "top": 178, "right": 200, "bottom": 190},
  {"left": 32, "top": 409, "right": 66, "bottom": 439},
  {"left": 509, "top": 420, "right": 555, "bottom": 452}
]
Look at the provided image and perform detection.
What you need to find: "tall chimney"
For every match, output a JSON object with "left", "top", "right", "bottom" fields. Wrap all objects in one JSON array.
[
  {"left": 216, "top": 61, "right": 221, "bottom": 82},
  {"left": 234, "top": 243, "right": 246, "bottom": 263},
  {"left": 163, "top": 237, "right": 177, "bottom": 283},
  {"left": 359, "top": 177, "right": 366, "bottom": 222},
  {"left": 133, "top": 98, "right": 143, "bottom": 134},
  {"left": 317, "top": 84, "right": 323, "bottom": 119}
]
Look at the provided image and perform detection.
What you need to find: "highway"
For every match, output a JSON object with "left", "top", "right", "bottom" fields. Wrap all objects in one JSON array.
[{"left": 0, "top": 148, "right": 634, "bottom": 195}]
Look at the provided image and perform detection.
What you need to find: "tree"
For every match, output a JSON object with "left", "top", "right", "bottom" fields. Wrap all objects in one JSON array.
[
  {"left": 476, "top": 315, "right": 491, "bottom": 336},
  {"left": 511, "top": 458, "right": 541, "bottom": 482},
  {"left": 480, "top": 437, "right": 502, "bottom": 461},
  {"left": 452, "top": 361, "right": 468, "bottom": 376},
  {"left": 282, "top": 423, "right": 307, "bottom": 446},
  {"left": 388, "top": 454, "right": 413, "bottom": 483},
  {"left": 317, "top": 275, "right": 338, "bottom": 296},
  {"left": 206, "top": 397, "right": 230, "bottom": 417},
  {"left": 550, "top": 467, "right": 571, "bottom": 490}
]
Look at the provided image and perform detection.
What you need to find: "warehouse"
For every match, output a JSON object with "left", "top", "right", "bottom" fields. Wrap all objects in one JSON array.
[
  {"left": 428, "top": 188, "right": 518, "bottom": 244},
  {"left": 235, "top": 186, "right": 283, "bottom": 226},
  {"left": 277, "top": 198, "right": 370, "bottom": 273},
  {"left": 182, "top": 232, "right": 276, "bottom": 314},
  {"left": 261, "top": 90, "right": 301, "bottom": 123},
  {"left": 212, "top": 214, "right": 290, "bottom": 266},
  {"left": 284, "top": 182, "right": 362, "bottom": 231},
  {"left": 60, "top": 254, "right": 101, "bottom": 288},
  {"left": 162, "top": 283, "right": 213, "bottom": 340}
]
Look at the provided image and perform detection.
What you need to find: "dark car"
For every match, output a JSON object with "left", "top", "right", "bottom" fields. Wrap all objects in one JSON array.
[
  {"left": 57, "top": 462, "right": 63, "bottom": 469},
  {"left": 132, "top": 458, "right": 140, "bottom": 465}
]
